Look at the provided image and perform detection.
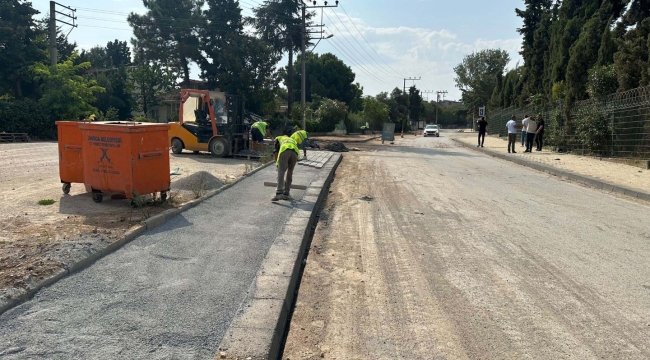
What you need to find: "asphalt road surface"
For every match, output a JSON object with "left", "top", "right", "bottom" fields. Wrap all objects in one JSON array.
[
  {"left": 0, "top": 164, "right": 320, "bottom": 360},
  {"left": 284, "top": 133, "right": 650, "bottom": 359}
]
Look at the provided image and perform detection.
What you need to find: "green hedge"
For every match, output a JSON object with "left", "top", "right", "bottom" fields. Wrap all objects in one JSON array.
[{"left": 0, "top": 100, "right": 56, "bottom": 139}]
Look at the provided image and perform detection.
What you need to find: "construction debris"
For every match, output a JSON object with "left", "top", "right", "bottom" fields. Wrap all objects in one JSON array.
[
  {"left": 306, "top": 139, "right": 320, "bottom": 149},
  {"left": 323, "top": 142, "right": 349, "bottom": 152}
]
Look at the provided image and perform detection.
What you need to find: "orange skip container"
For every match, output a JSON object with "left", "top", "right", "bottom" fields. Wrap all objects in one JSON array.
[
  {"left": 56, "top": 121, "right": 84, "bottom": 194},
  {"left": 78, "top": 121, "right": 171, "bottom": 203}
]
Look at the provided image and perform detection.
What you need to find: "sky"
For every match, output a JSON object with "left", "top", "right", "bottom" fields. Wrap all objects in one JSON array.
[{"left": 32, "top": 0, "right": 525, "bottom": 101}]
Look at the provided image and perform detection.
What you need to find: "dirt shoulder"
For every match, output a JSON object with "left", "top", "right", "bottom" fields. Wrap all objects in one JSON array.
[
  {"left": 0, "top": 142, "right": 262, "bottom": 299},
  {"left": 454, "top": 133, "right": 650, "bottom": 194}
]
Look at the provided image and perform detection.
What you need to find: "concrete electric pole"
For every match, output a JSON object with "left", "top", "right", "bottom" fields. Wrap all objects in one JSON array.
[
  {"left": 435, "top": 90, "right": 448, "bottom": 125},
  {"left": 301, "top": 0, "right": 338, "bottom": 130},
  {"left": 49, "top": 1, "right": 77, "bottom": 66}
]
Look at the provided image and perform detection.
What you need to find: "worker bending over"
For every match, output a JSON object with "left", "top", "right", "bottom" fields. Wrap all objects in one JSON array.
[
  {"left": 291, "top": 127, "right": 309, "bottom": 159},
  {"left": 272, "top": 130, "right": 300, "bottom": 202},
  {"left": 250, "top": 121, "right": 271, "bottom": 152}
]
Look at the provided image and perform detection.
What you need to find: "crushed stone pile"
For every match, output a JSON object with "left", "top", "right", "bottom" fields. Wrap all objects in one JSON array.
[
  {"left": 323, "top": 141, "right": 348, "bottom": 152},
  {"left": 172, "top": 171, "right": 224, "bottom": 192}
]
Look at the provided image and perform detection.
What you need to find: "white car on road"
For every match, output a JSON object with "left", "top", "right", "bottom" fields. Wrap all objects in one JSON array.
[{"left": 423, "top": 125, "right": 439, "bottom": 137}]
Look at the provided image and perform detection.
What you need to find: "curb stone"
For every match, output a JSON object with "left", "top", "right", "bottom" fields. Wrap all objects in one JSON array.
[
  {"left": 0, "top": 161, "right": 275, "bottom": 317},
  {"left": 217, "top": 153, "right": 342, "bottom": 360},
  {"left": 452, "top": 138, "right": 650, "bottom": 203}
]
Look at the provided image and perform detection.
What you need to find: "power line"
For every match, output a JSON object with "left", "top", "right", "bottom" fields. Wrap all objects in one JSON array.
[
  {"left": 339, "top": 4, "right": 403, "bottom": 79},
  {"left": 327, "top": 35, "right": 387, "bottom": 84},
  {"left": 327, "top": 40, "right": 390, "bottom": 86},
  {"left": 328, "top": 8, "right": 400, "bottom": 79},
  {"left": 322, "top": 11, "right": 395, "bottom": 81}
]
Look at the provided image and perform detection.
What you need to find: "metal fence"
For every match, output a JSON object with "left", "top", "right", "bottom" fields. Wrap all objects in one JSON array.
[{"left": 488, "top": 85, "right": 650, "bottom": 158}]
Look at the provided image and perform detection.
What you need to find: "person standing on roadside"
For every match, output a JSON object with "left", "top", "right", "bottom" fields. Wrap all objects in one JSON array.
[
  {"left": 521, "top": 114, "right": 530, "bottom": 148},
  {"left": 535, "top": 114, "right": 545, "bottom": 151},
  {"left": 477, "top": 116, "right": 488, "bottom": 147},
  {"left": 506, "top": 115, "right": 518, "bottom": 154},
  {"left": 272, "top": 129, "right": 300, "bottom": 202},
  {"left": 525, "top": 115, "right": 538, "bottom": 153}
]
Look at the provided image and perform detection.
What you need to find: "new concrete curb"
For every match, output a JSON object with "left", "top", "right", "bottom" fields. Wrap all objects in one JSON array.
[
  {"left": 0, "top": 161, "right": 274, "bottom": 317},
  {"left": 453, "top": 138, "right": 650, "bottom": 203},
  {"left": 217, "top": 153, "right": 343, "bottom": 360}
]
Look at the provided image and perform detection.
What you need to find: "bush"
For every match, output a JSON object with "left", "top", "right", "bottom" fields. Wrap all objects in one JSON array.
[
  {"left": 0, "top": 99, "right": 56, "bottom": 139},
  {"left": 587, "top": 64, "right": 618, "bottom": 100},
  {"left": 573, "top": 103, "right": 612, "bottom": 155}
]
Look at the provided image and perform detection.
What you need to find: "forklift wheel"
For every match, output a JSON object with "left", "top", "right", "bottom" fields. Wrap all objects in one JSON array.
[
  {"left": 209, "top": 137, "right": 230, "bottom": 158},
  {"left": 171, "top": 138, "right": 184, "bottom": 154}
]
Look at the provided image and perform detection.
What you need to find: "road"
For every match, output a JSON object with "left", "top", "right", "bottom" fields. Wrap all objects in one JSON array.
[
  {"left": 0, "top": 163, "right": 321, "bottom": 359},
  {"left": 284, "top": 132, "right": 650, "bottom": 359}
]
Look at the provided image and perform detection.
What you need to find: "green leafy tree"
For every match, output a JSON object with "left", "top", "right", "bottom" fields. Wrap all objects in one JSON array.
[
  {"left": 129, "top": 61, "right": 175, "bottom": 115},
  {"left": 515, "top": 0, "right": 552, "bottom": 101},
  {"left": 0, "top": 0, "right": 45, "bottom": 99},
  {"left": 362, "top": 97, "right": 389, "bottom": 130},
  {"left": 30, "top": 54, "right": 105, "bottom": 120},
  {"left": 199, "top": 0, "right": 280, "bottom": 114},
  {"left": 454, "top": 49, "right": 510, "bottom": 110},
  {"left": 128, "top": 0, "right": 204, "bottom": 84},
  {"left": 251, "top": 0, "right": 312, "bottom": 113},
  {"left": 315, "top": 98, "right": 348, "bottom": 132},
  {"left": 614, "top": 1, "right": 650, "bottom": 90},
  {"left": 290, "top": 52, "right": 358, "bottom": 110},
  {"left": 408, "top": 86, "right": 423, "bottom": 122},
  {"left": 587, "top": 64, "right": 619, "bottom": 99},
  {"left": 93, "top": 67, "right": 134, "bottom": 119}
]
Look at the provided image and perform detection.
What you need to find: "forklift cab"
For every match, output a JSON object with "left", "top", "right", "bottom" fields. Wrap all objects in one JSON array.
[{"left": 169, "top": 89, "right": 250, "bottom": 157}]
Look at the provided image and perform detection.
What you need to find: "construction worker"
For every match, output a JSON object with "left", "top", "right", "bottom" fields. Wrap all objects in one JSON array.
[
  {"left": 291, "top": 127, "right": 309, "bottom": 159},
  {"left": 250, "top": 120, "right": 271, "bottom": 152},
  {"left": 272, "top": 130, "right": 300, "bottom": 202}
]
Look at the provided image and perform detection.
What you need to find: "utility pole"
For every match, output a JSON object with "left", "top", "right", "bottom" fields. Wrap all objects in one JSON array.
[
  {"left": 421, "top": 90, "right": 435, "bottom": 102},
  {"left": 49, "top": 1, "right": 77, "bottom": 66},
  {"left": 301, "top": 1, "right": 338, "bottom": 130},
  {"left": 403, "top": 77, "right": 420, "bottom": 93},
  {"left": 401, "top": 77, "right": 420, "bottom": 137},
  {"left": 435, "top": 90, "right": 448, "bottom": 125}
]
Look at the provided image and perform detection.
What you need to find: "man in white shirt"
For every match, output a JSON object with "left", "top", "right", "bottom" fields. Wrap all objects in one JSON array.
[
  {"left": 525, "top": 116, "right": 538, "bottom": 153},
  {"left": 521, "top": 115, "right": 530, "bottom": 148},
  {"left": 506, "top": 115, "right": 518, "bottom": 154}
]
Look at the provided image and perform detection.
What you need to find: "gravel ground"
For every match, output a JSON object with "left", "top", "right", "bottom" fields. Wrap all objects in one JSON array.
[
  {"left": 455, "top": 133, "right": 650, "bottom": 193},
  {"left": 0, "top": 164, "right": 321, "bottom": 359},
  {"left": 0, "top": 142, "right": 262, "bottom": 303},
  {"left": 284, "top": 134, "right": 650, "bottom": 359}
]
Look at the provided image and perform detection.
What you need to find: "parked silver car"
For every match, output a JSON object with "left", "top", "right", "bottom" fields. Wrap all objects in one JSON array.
[{"left": 423, "top": 125, "right": 439, "bottom": 137}]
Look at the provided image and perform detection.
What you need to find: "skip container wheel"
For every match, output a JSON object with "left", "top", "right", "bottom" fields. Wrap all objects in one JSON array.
[
  {"left": 92, "top": 191, "right": 103, "bottom": 203},
  {"left": 62, "top": 182, "right": 71, "bottom": 194},
  {"left": 160, "top": 191, "right": 168, "bottom": 203}
]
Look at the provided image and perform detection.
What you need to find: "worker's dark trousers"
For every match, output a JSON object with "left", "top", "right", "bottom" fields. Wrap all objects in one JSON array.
[
  {"left": 478, "top": 131, "right": 486, "bottom": 146},
  {"left": 276, "top": 150, "right": 298, "bottom": 195},
  {"left": 526, "top": 133, "right": 536, "bottom": 152},
  {"left": 536, "top": 132, "right": 544, "bottom": 150}
]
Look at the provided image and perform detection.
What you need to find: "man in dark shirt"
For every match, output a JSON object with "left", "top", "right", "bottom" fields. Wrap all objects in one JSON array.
[
  {"left": 477, "top": 117, "right": 488, "bottom": 147},
  {"left": 535, "top": 114, "right": 545, "bottom": 151}
]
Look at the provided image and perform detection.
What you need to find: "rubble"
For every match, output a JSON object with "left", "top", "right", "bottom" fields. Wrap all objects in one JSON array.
[{"left": 323, "top": 141, "right": 349, "bottom": 152}]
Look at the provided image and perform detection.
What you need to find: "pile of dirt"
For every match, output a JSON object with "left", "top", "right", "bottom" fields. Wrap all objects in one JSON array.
[
  {"left": 172, "top": 171, "right": 224, "bottom": 192},
  {"left": 323, "top": 141, "right": 349, "bottom": 152},
  {"left": 306, "top": 139, "right": 320, "bottom": 149}
]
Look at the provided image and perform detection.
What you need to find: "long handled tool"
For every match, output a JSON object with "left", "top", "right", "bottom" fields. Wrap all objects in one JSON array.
[{"left": 263, "top": 182, "right": 307, "bottom": 190}]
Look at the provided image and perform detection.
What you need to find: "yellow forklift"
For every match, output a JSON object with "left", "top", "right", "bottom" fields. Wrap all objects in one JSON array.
[{"left": 168, "top": 89, "right": 252, "bottom": 157}]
